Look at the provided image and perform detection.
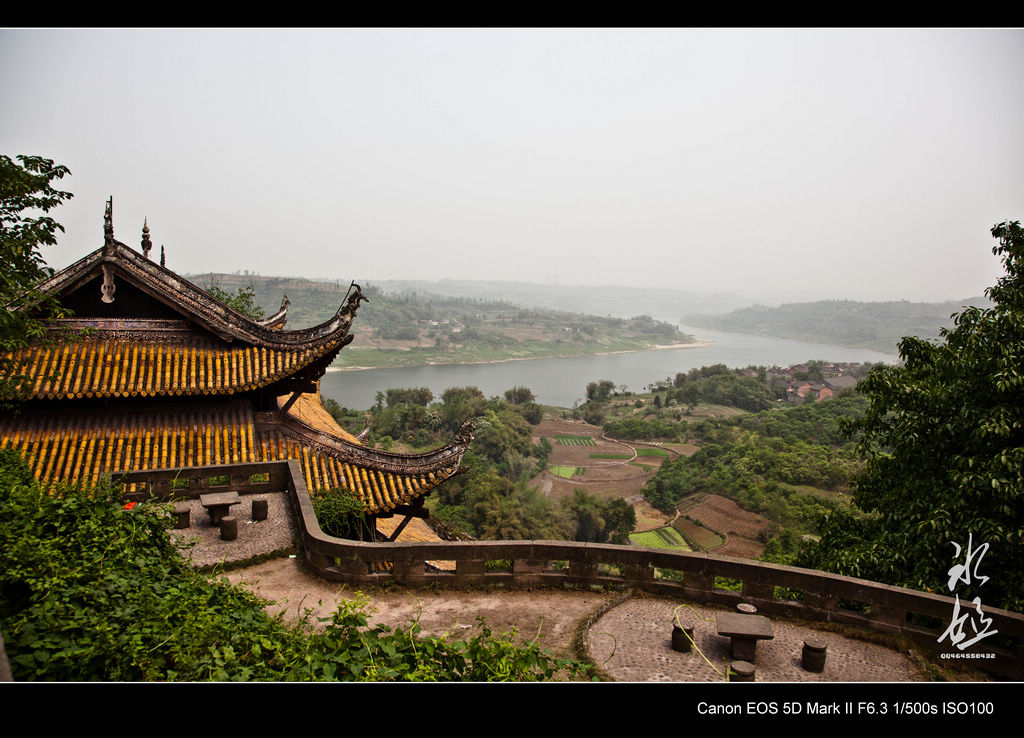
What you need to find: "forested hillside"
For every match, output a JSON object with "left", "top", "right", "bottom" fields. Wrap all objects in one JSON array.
[{"left": 682, "top": 297, "right": 990, "bottom": 353}]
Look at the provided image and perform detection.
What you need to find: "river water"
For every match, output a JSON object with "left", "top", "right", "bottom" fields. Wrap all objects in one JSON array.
[{"left": 319, "top": 324, "right": 898, "bottom": 411}]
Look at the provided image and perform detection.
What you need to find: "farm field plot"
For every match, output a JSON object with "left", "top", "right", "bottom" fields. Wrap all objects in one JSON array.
[
  {"left": 673, "top": 518, "right": 724, "bottom": 551},
  {"left": 715, "top": 536, "right": 765, "bottom": 559},
  {"left": 631, "top": 497, "right": 675, "bottom": 530},
  {"left": 630, "top": 527, "right": 691, "bottom": 551},
  {"left": 690, "top": 494, "right": 772, "bottom": 541},
  {"left": 549, "top": 465, "right": 587, "bottom": 479},
  {"left": 534, "top": 419, "right": 662, "bottom": 504},
  {"left": 674, "top": 493, "right": 770, "bottom": 558},
  {"left": 555, "top": 435, "right": 597, "bottom": 446}
]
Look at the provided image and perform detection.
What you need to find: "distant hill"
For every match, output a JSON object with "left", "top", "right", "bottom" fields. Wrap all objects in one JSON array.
[
  {"left": 189, "top": 272, "right": 351, "bottom": 328},
  {"left": 369, "top": 279, "right": 754, "bottom": 324},
  {"left": 682, "top": 298, "right": 992, "bottom": 354},
  {"left": 188, "top": 272, "right": 695, "bottom": 369}
]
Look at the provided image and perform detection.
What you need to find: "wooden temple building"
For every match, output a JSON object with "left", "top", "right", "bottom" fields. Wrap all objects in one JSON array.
[{"left": 0, "top": 200, "right": 474, "bottom": 540}]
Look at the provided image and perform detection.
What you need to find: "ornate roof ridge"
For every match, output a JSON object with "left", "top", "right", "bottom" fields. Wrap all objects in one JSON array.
[
  {"left": 258, "top": 295, "right": 290, "bottom": 330},
  {"left": 33, "top": 202, "right": 367, "bottom": 350},
  {"left": 270, "top": 411, "right": 475, "bottom": 476}
]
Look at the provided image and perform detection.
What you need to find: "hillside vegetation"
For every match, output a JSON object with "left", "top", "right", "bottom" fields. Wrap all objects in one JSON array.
[{"left": 683, "top": 297, "right": 990, "bottom": 353}]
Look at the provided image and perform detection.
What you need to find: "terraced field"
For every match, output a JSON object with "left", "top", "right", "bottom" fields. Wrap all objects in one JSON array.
[
  {"left": 673, "top": 517, "right": 724, "bottom": 551},
  {"left": 548, "top": 465, "right": 587, "bottom": 479},
  {"left": 630, "top": 526, "right": 691, "bottom": 551},
  {"left": 555, "top": 435, "right": 597, "bottom": 446},
  {"left": 673, "top": 492, "right": 771, "bottom": 557}
]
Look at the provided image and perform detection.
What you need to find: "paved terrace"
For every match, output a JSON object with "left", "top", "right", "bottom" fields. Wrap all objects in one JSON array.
[{"left": 170, "top": 490, "right": 982, "bottom": 683}]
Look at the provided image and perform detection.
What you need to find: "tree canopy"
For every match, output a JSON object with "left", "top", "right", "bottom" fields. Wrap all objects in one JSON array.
[
  {"left": 205, "top": 280, "right": 265, "bottom": 321},
  {"left": 801, "top": 220, "right": 1024, "bottom": 612},
  {"left": 1, "top": 155, "right": 73, "bottom": 403}
]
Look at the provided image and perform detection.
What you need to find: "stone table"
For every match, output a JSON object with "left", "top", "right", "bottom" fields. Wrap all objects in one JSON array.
[{"left": 716, "top": 611, "right": 774, "bottom": 662}]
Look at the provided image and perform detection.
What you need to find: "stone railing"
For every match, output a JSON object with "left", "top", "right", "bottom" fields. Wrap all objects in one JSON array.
[{"left": 116, "top": 459, "right": 1024, "bottom": 680}]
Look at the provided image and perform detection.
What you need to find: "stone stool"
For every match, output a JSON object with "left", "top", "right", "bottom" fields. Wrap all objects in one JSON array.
[
  {"left": 220, "top": 515, "right": 238, "bottom": 541},
  {"left": 252, "top": 498, "right": 268, "bottom": 521},
  {"left": 672, "top": 622, "right": 695, "bottom": 653},
  {"left": 802, "top": 638, "right": 827, "bottom": 672},
  {"left": 173, "top": 502, "right": 191, "bottom": 529},
  {"left": 730, "top": 661, "right": 755, "bottom": 682}
]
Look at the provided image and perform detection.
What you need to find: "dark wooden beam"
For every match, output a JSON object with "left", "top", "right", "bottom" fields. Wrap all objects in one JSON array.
[
  {"left": 386, "top": 515, "right": 413, "bottom": 542},
  {"left": 278, "top": 391, "right": 302, "bottom": 415}
]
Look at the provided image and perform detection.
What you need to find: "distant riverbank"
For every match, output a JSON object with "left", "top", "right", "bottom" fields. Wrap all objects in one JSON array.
[{"left": 329, "top": 337, "right": 711, "bottom": 372}]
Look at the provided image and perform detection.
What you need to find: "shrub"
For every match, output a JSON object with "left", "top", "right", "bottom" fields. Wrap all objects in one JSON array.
[{"left": 312, "top": 487, "right": 368, "bottom": 539}]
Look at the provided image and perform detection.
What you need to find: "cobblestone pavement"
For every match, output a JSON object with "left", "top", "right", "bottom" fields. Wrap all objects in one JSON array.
[
  {"left": 587, "top": 596, "right": 935, "bottom": 682},
  {"left": 167, "top": 491, "right": 297, "bottom": 569}
]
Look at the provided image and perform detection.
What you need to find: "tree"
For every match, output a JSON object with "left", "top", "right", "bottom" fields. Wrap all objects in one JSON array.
[
  {"left": 801, "top": 220, "right": 1024, "bottom": 611},
  {"left": 504, "top": 386, "right": 535, "bottom": 405},
  {"left": 560, "top": 489, "right": 636, "bottom": 544},
  {"left": 205, "top": 281, "right": 265, "bottom": 320},
  {"left": 1, "top": 155, "right": 73, "bottom": 404},
  {"left": 385, "top": 387, "right": 433, "bottom": 407},
  {"left": 585, "top": 379, "right": 616, "bottom": 403}
]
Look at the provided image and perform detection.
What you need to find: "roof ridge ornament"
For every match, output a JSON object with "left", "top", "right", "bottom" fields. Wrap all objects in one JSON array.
[
  {"left": 103, "top": 197, "right": 114, "bottom": 245},
  {"left": 160, "top": 245, "right": 166, "bottom": 268},
  {"left": 101, "top": 197, "right": 117, "bottom": 302},
  {"left": 141, "top": 218, "right": 153, "bottom": 259},
  {"left": 339, "top": 282, "right": 369, "bottom": 318}
]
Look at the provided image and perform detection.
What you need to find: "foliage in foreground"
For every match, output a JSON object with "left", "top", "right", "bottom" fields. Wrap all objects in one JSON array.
[
  {"left": 1, "top": 154, "right": 73, "bottom": 405},
  {"left": 0, "top": 451, "right": 589, "bottom": 681}
]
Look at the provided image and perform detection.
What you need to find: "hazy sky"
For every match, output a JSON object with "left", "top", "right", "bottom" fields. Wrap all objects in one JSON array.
[{"left": 3, "top": 28, "right": 1022, "bottom": 304}]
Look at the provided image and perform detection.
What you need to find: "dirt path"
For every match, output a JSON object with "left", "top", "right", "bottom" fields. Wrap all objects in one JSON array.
[{"left": 225, "top": 557, "right": 613, "bottom": 660}]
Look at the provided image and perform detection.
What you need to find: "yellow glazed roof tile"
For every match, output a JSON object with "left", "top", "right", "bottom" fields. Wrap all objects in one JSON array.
[{"left": 2, "top": 336, "right": 341, "bottom": 402}]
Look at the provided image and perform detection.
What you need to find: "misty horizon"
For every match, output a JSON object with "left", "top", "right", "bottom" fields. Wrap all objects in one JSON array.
[{"left": 3, "top": 28, "right": 1021, "bottom": 305}]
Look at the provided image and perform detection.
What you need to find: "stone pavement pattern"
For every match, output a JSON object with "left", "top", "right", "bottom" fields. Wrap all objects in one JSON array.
[
  {"left": 587, "top": 596, "right": 930, "bottom": 682},
  {"left": 168, "top": 491, "right": 296, "bottom": 569}
]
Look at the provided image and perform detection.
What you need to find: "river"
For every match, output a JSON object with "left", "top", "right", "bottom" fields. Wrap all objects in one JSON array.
[{"left": 319, "top": 325, "right": 898, "bottom": 411}]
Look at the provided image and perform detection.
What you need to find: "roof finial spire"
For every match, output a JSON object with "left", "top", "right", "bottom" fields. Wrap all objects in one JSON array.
[
  {"left": 141, "top": 218, "right": 153, "bottom": 259},
  {"left": 103, "top": 197, "right": 114, "bottom": 244},
  {"left": 160, "top": 245, "right": 166, "bottom": 268}
]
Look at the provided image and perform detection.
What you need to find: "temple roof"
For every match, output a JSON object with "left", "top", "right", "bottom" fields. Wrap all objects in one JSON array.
[
  {"left": 1, "top": 200, "right": 475, "bottom": 517},
  {"left": 0, "top": 397, "right": 468, "bottom": 515},
  {"left": 8, "top": 336, "right": 343, "bottom": 401}
]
